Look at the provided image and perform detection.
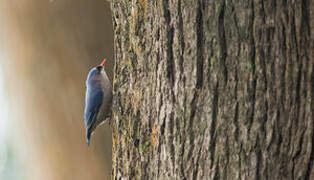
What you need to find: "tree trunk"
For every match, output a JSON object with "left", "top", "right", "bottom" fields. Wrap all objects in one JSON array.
[{"left": 111, "top": 0, "right": 313, "bottom": 179}]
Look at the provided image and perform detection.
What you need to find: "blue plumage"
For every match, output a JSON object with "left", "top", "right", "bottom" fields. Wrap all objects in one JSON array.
[
  {"left": 84, "top": 87, "right": 103, "bottom": 129},
  {"left": 84, "top": 65, "right": 112, "bottom": 146}
]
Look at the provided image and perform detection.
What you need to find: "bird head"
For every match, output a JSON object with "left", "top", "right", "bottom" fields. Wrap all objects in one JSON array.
[{"left": 86, "top": 59, "right": 108, "bottom": 86}]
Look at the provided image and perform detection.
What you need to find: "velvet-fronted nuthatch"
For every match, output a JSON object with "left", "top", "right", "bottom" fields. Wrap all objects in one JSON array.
[{"left": 84, "top": 59, "right": 112, "bottom": 146}]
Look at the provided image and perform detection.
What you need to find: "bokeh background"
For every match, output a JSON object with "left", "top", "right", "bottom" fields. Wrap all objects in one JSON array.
[{"left": 0, "top": 0, "right": 113, "bottom": 179}]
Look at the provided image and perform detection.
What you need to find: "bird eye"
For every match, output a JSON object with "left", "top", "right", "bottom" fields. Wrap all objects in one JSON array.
[{"left": 96, "top": 66, "right": 102, "bottom": 72}]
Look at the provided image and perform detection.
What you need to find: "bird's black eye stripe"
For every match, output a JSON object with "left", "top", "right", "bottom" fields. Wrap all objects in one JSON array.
[{"left": 96, "top": 66, "right": 102, "bottom": 72}]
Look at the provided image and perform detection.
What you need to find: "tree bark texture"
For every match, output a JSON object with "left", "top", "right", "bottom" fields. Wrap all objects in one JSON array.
[{"left": 111, "top": 0, "right": 313, "bottom": 179}]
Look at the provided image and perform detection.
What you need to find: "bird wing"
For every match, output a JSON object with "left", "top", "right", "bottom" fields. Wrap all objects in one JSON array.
[{"left": 84, "top": 88, "right": 104, "bottom": 129}]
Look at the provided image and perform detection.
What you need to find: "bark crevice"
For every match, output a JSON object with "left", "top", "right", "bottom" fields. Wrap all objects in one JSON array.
[
  {"left": 196, "top": 0, "right": 204, "bottom": 89},
  {"left": 217, "top": 0, "right": 228, "bottom": 84},
  {"left": 210, "top": 81, "right": 219, "bottom": 168}
]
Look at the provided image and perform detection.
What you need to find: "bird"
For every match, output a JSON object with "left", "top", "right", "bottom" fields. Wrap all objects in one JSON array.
[{"left": 84, "top": 59, "right": 112, "bottom": 146}]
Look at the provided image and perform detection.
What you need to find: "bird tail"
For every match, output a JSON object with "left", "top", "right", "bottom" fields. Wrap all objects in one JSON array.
[{"left": 86, "top": 130, "right": 91, "bottom": 147}]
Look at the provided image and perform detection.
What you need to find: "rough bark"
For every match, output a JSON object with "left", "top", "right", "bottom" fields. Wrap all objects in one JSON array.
[{"left": 111, "top": 0, "right": 313, "bottom": 179}]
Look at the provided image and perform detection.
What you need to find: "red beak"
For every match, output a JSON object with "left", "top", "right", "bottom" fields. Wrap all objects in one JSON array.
[{"left": 101, "top": 59, "right": 107, "bottom": 67}]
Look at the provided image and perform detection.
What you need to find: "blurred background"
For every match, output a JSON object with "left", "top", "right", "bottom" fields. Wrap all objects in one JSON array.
[{"left": 0, "top": 0, "right": 113, "bottom": 179}]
